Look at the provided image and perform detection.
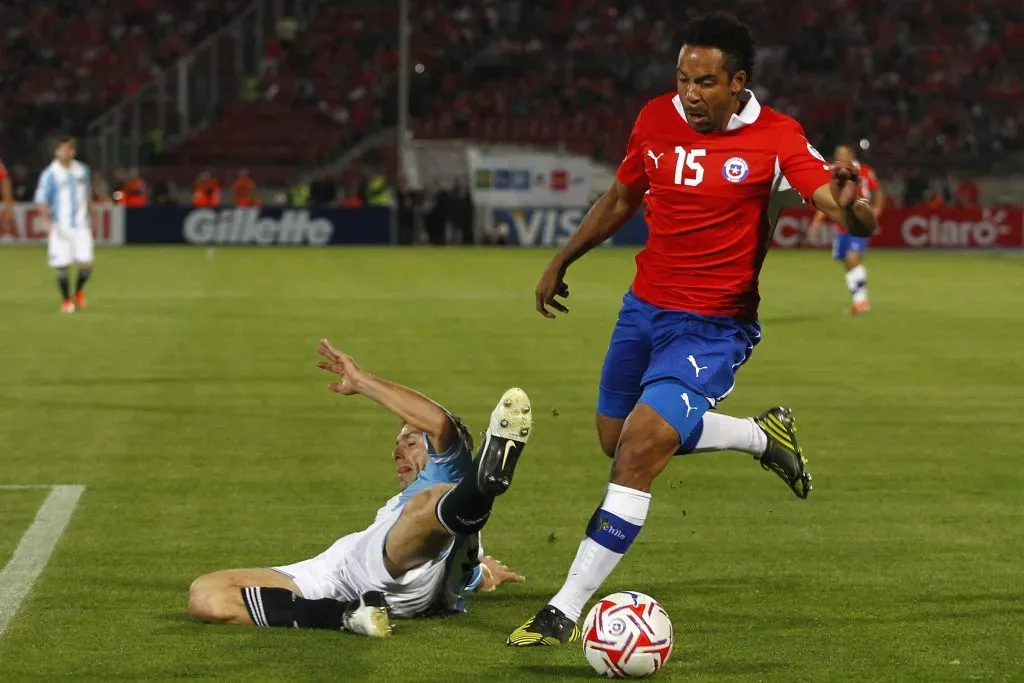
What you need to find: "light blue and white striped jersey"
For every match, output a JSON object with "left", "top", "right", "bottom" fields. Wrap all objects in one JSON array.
[
  {"left": 373, "top": 432, "right": 486, "bottom": 612},
  {"left": 34, "top": 160, "right": 91, "bottom": 230}
]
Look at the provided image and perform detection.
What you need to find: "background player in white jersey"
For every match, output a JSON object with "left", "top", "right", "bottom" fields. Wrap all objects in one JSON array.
[
  {"left": 34, "top": 135, "right": 94, "bottom": 313},
  {"left": 809, "top": 144, "right": 885, "bottom": 314},
  {"left": 188, "top": 339, "right": 531, "bottom": 636}
]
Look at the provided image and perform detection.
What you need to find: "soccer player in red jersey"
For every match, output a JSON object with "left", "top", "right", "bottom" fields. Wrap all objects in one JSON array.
[
  {"left": 0, "top": 156, "right": 13, "bottom": 228},
  {"left": 508, "top": 12, "right": 876, "bottom": 647},
  {"left": 809, "top": 144, "right": 886, "bottom": 314}
]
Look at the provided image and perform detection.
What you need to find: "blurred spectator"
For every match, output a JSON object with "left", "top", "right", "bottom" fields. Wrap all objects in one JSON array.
[
  {"left": 901, "top": 167, "right": 928, "bottom": 207},
  {"left": 424, "top": 181, "right": 448, "bottom": 245},
  {"left": 308, "top": 175, "right": 335, "bottom": 206},
  {"left": 193, "top": 170, "right": 221, "bottom": 207},
  {"left": 119, "top": 169, "right": 148, "bottom": 206},
  {"left": 149, "top": 179, "right": 173, "bottom": 204},
  {"left": 92, "top": 172, "right": 112, "bottom": 203},
  {"left": 10, "top": 165, "right": 32, "bottom": 202},
  {"left": 448, "top": 177, "right": 474, "bottom": 245},
  {"left": 396, "top": 177, "right": 420, "bottom": 245},
  {"left": 365, "top": 173, "right": 395, "bottom": 208},
  {"left": 290, "top": 181, "right": 311, "bottom": 207},
  {"left": 111, "top": 169, "right": 128, "bottom": 203},
  {"left": 953, "top": 173, "right": 981, "bottom": 208},
  {"left": 924, "top": 177, "right": 951, "bottom": 208},
  {"left": 339, "top": 178, "right": 363, "bottom": 208},
  {"left": 231, "top": 169, "right": 259, "bottom": 206}
]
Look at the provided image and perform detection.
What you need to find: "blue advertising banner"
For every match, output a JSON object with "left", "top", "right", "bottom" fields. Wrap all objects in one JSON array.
[
  {"left": 490, "top": 207, "right": 648, "bottom": 246},
  {"left": 125, "top": 207, "right": 393, "bottom": 245}
]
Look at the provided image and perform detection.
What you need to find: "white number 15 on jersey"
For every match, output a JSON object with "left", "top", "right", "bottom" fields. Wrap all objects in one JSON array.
[{"left": 673, "top": 147, "right": 706, "bottom": 186}]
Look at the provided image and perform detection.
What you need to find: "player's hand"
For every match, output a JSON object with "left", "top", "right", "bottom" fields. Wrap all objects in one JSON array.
[
  {"left": 317, "top": 338, "right": 363, "bottom": 395},
  {"left": 535, "top": 262, "right": 569, "bottom": 318},
  {"left": 478, "top": 555, "right": 525, "bottom": 591},
  {"left": 830, "top": 161, "right": 859, "bottom": 209}
]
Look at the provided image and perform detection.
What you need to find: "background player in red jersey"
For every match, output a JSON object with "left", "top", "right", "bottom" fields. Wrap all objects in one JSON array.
[
  {"left": 508, "top": 12, "right": 877, "bottom": 647},
  {"left": 809, "top": 144, "right": 886, "bottom": 314},
  {"left": 0, "top": 157, "right": 13, "bottom": 228}
]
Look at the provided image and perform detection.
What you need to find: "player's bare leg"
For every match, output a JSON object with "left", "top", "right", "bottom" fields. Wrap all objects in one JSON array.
[
  {"left": 188, "top": 567, "right": 392, "bottom": 636},
  {"left": 509, "top": 404, "right": 674, "bottom": 647},
  {"left": 188, "top": 568, "right": 304, "bottom": 624},
  {"left": 844, "top": 250, "right": 869, "bottom": 314},
  {"left": 609, "top": 405, "right": 680, "bottom": 489},
  {"left": 74, "top": 260, "right": 93, "bottom": 309},
  {"left": 383, "top": 484, "right": 456, "bottom": 575},
  {"left": 602, "top": 407, "right": 812, "bottom": 498},
  {"left": 595, "top": 414, "right": 624, "bottom": 458}
]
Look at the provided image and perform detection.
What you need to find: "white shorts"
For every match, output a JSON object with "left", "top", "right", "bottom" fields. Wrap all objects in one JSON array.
[
  {"left": 48, "top": 227, "right": 94, "bottom": 268},
  {"left": 272, "top": 506, "right": 449, "bottom": 618}
]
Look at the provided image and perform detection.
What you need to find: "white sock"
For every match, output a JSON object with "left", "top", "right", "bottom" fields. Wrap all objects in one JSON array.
[
  {"left": 685, "top": 413, "right": 767, "bottom": 455},
  {"left": 549, "top": 483, "right": 651, "bottom": 622},
  {"left": 845, "top": 264, "right": 868, "bottom": 304}
]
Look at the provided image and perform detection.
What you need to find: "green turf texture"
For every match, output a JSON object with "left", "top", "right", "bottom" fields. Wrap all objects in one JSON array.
[{"left": 0, "top": 246, "right": 1021, "bottom": 681}]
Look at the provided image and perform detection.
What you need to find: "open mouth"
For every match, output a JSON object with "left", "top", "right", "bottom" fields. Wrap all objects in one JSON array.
[
  {"left": 686, "top": 110, "right": 709, "bottom": 126},
  {"left": 396, "top": 463, "right": 414, "bottom": 478}
]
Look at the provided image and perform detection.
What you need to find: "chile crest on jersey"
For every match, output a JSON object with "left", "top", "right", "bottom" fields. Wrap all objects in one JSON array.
[{"left": 640, "top": 129, "right": 778, "bottom": 204}]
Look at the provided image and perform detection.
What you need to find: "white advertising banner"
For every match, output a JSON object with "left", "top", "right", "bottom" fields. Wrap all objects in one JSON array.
[{"left": 467, "top": 147, "right": 590, "bottom": 208}]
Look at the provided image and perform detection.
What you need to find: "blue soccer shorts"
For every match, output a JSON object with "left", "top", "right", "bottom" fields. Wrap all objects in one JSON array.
[
  {"left": 833, "top": 232, "right": 869, "bottom": 261},
  {"left": 596, "top": 290, "right": 761, "bottom": 443}
]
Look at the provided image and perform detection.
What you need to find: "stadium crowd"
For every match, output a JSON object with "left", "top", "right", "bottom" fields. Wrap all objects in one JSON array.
[
  {"left": 411, "top": 0, "right": 1023, "bottom": 173},
  {"left": 1, "top": 0, "right": 1020, "bottom": 208}
]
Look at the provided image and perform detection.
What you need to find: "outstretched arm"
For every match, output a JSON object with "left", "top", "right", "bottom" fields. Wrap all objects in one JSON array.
[
  {"left": 536, "top": 179, "right": 647, "bottom": 318},
  {"left": 317, "top": 339, "right": 458, "bottom": 452}
]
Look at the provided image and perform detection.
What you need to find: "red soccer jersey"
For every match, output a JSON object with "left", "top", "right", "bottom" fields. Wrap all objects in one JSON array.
[
  {"left": 856, "top": 161, "right": 880, "bottom": 200},
  {"left": 0, "top": 158, "right": 7, "bottom": 181},
  {"left": 616, "top": 91, "right": 832, "bottom": 319}
]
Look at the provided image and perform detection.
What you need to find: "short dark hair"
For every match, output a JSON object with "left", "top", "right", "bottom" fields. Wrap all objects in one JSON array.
[
  {"left": 54, "top": 134, "right": 76, "bottom": 147},
  {"left": 449, "top": 414, "right": 474, "bottom": 454},
  {"left": 681, "top": 11, "right": 756, "bottom": 81}
]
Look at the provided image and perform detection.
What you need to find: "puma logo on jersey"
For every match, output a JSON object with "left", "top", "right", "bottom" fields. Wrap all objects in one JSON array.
[
  {"left": 687, "top": 354, "right": 708, "bottom": 378},
  {"left": 647, "top": 149, "right": 664, "bottom": 168}
]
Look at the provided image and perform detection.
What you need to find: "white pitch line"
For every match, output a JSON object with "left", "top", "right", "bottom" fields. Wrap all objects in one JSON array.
[{"left": 0, "top": 485, "right": 85, "bottom": 636}]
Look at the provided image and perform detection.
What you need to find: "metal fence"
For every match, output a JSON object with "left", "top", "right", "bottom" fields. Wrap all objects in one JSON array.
[{"left": 85, "top": 0, "right": 320, "bottom": 177}]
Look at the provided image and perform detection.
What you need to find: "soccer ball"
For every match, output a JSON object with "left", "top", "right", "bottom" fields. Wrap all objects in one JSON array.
[{"left": 582, "top": 591, "right": 673, "bottom": 678}]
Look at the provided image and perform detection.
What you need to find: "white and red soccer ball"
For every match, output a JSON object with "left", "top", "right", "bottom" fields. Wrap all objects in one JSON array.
[{"left": 582, "top": 591, "right": 674, "bottom": 678}]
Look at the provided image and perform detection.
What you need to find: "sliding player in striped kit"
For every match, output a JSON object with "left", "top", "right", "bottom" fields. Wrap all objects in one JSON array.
[{"left": 34, "top": 136, "right": 95, "bottom": 313}]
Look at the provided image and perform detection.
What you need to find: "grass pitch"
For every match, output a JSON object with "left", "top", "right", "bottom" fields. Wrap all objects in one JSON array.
[{"left": 0, "top": 245, "right": 1021, "bottom": 681}]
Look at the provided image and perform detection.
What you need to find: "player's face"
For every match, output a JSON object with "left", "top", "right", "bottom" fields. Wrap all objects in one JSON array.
[
  {"left": 676, "top": 46, "right": 746, "bottom": 134},
  {"left": 55, "top": 142, "right": 76, "bottom": 164},
  {"left": 834, "top": 146, "right": 855, "bottom": 163},
  {"left": 393, "top": 424, "right": 429, "bottom": 490}
]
